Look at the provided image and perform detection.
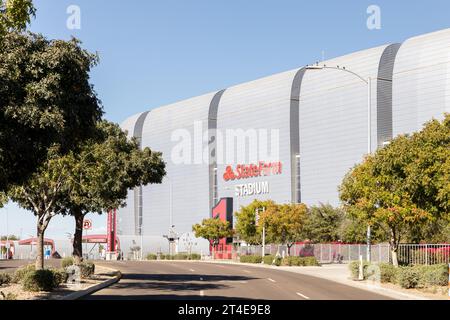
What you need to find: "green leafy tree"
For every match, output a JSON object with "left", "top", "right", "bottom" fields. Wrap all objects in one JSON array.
[
  {"left": 260, "top": 203, "right": 308, "bottom": 256},
  {"left": 234, "top": 200, "right": 276, "bottom": 245},
  {"left": 8, "top": 146, "right": 72, "bottom": 270},
  {"left": 339, "top": 115, "right": 450, "bottom": 265},
  {"left": 303, "top": 204, "right": 345, "bottom": 243},
  {"left": 62, "top": 121, "right": 166, "bottom": 265},
  {"left": 0, "top": 0, "right": 35, "bottom": 37},
  {"left": 192, "top": 218, "right": 234, "bottom": 250},
  {"left": 0, "top": 32, "right": 103, "bottom": 192}
]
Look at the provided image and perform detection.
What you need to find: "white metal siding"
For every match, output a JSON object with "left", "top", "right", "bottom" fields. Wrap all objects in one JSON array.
[{"left": 393, "top": 28, "right": 450, "bottom": 136}]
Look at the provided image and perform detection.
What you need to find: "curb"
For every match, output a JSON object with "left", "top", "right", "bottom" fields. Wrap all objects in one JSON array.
[{"left": 59, "top": 267, "right": 122, "bottom": 301}]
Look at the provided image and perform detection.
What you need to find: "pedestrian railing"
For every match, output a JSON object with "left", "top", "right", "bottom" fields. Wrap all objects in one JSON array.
[
  {"left": 397, "top": 244, "right": 450, "bottom": 266},
  {"left": 212, "top": 243, "right": 450, "bottom": 265}
]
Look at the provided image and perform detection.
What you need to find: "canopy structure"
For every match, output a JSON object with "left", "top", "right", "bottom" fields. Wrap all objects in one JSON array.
[
  {"left": 18, "top": 238, "right": 56, "bottom": 254},
  {"left": 82, "top": 235, "right": 120, "bottom": 250}
]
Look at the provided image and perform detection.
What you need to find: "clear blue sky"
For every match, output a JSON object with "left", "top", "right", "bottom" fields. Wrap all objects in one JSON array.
[{"left": 2, "top": 0, "right": 450, "bottom": 239}]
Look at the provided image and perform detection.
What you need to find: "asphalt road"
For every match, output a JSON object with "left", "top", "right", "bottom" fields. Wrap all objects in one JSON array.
[{"left": 84, "top": 261, "right": 393, "bottom": 300}]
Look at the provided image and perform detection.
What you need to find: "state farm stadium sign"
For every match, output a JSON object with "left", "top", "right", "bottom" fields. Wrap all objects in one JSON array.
[{"left": 223, "top": 162, "right": 282, "bottom": 197}]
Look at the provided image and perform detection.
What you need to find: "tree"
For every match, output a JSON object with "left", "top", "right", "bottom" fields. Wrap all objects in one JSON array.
[
  {"left": 340, "top": 136, "right": 437, "bottom": 266},
  {"left": 0, "top": 0, "right": 35, "bottom": 37},
  {"left": 8, "top": 146, "right": 72, "bottom": 270},
  {"left": 303, "top": 204, "right": 345, "bottom": 243},
  {"left": 0, "top": 32, "right": 103, "bottom": 192},
  {"left": 234, "top": 200, "right": 275, "bottom": 245},
  {"left": 192, "top": 218, "right": 234, "bottom": 251},
  {"left": 259, "top": 203, "right": 308, "bottom": 256},
  {"left": 62, "top": 121, "right": 166, "bottom": 265}
]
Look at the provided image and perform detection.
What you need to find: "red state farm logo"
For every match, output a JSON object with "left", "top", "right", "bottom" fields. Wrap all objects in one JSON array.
[{"left": 223, "top": 161, "right": 282, "bottom": 182}]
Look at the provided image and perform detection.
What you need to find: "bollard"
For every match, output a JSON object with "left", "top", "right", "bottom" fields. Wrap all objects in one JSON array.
[{"left": 359, "top": 255, "right": 364, "bottom": 281}]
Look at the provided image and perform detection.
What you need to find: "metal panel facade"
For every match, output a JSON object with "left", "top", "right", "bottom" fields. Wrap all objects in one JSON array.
[
  {"left": 119, "top": 29, "right": 450, "bottom": 254},
  {"left": 393, "top": 28, "right": 450, "bottom": 136}
]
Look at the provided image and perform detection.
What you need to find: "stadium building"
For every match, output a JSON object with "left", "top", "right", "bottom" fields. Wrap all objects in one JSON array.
[{"left": 118, "top": 28, "right": 450, "bottom": 256}]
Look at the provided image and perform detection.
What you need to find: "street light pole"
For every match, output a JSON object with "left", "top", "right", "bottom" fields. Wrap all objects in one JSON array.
[{"left": 305, "top": 65, "right": 385, "bottom": 263}]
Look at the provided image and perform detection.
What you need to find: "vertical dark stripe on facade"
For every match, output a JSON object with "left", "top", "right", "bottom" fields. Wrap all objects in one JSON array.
[
  {"left": 133, "top": 111, "right": 151, "bottom": 236},
  {"left": 208, "top": 90, "right": 226, "bottom": 214},
  {"left": 290, "top": 68, "right": 307, "bottom": 204},
  {"left": 377, "top": 43, "right": 401, "bottom": 148}
]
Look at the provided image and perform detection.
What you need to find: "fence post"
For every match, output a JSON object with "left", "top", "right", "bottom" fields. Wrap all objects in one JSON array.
[{"left": 425, "top": 244, "right": 428, "bottom": 266}]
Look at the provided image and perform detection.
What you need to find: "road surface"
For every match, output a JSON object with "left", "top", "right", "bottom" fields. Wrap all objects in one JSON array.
[{"left": 84, "top": 261, "right": 393, "bottom": 300}]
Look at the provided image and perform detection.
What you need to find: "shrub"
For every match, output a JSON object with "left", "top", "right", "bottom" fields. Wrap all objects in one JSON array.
[
  {"left": 22, "top": 270, "right": 55, "bottom": 292},
  {"left": 0, "top": 273, "right": 11, "bottom": 286},
  {"left": 189, "top": 253, "right": 201, "bottom": 260},
  {"left": 281, "top": 256, "right": 321, "bottom": 267},
  {"left": 0, "top": 291, "right": 17, "bottom": 300},
  {"left": 379, "top": 263, "right": 398, "bottom": 283},
  {"left": 240, "top": 255, "right": 262, "bottom": 264},
  {"left": 146, "top": 254, "right": 157, "bottom": 260},
  {"left": 396, "top": 267, "right": 420, "bottom": 289},
  {"left": 303, "top": 256, "right": 320, "bottom": 266},
  {"left": 416, "top": 264, "right": 448, "bottom": 288},
  {"left": 349, "top": 260, "right": 371, "bottom": 280},
  {"left": 282, "top": 256, "right": 303, "bottom": 266},
  {"left": 51, "top": 269, "right": 68, "bottom": 287},
  {"left": 174, "top": 253, "right": 189, "bottom": 260},
  {"left": 80, "top": 262, "right": 95, "bottom": 279},
  {"left": 12, "top": 264, "right": 35, "bottom": 283},
  {"left": 263, "top": 255, "right": 281, "bottom": 266},
  {"left": 61, "top": 257, "right": 74, "bottom": 269}
]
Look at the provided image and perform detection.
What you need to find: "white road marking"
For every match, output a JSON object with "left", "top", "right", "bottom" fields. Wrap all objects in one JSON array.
[
  {"left": 267, "top": 278, "right": 276, "bottom": 283},
  {"left": 200, "top": 290, "right": 205, "bottom": 297},
  {"left": 189, "top": 268, "right": 195, "bottom": 272},
  {"left": 296, "top": 292, "right": 310, "bottom": 300},
  {"left": 243, "top": 270, "right": 251, "bottom": 274}
]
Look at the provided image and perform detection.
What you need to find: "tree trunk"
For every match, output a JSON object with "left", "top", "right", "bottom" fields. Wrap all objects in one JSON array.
[
  {"left": 390, "top": 229, "right": 399, "bottom": 267},
  {"left": 72, "top": 208, "right": 84, "bottom": 265},
  {"left": 35, "top": 225, "right": 45, "bottom": 270}
]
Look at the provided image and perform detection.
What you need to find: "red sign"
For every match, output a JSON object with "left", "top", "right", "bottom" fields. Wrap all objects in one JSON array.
[
  {"left": 107, "top": 209, "right": 117, "bottom": 253},
  {"left": 223, "top": 161, "right": 282, "bottom": 182},
  {"left": 83, "top": 219, "right": 92, "bottom": 230},
  {"left": 211, "top": 198, "right": 234, "bottom": 260}
]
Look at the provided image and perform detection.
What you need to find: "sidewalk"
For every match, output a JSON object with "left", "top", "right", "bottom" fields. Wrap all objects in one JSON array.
[{"left": 199, "top": 260, "right": 432, "bottom": 300}]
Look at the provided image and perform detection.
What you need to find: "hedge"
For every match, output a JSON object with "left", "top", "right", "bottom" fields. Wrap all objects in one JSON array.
[
  {"left": 263, "top": 255, "right": 281, "bottom": 266},
  {"left": 146, "top": 253, "right": 157, "bottom": 260},
  {"left": 157, "top": 253, "right": 202, "bottom": 260},
  {"left": 281, "top": 256, "right": 320, "bottom": 267},
  {"left": 350, "top": 261, "right": 449, "bottom": 289},
  {"left": 240, "top": 255, "right": 263, "bottom": 264}
]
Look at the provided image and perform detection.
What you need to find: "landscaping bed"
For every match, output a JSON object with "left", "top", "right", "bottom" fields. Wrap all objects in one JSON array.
[
  {"left": 0, "top": 259, "right": 117, "bottom": 300},
  {"left": 349, "top": 261, "right": 448, "bottom": 299}
]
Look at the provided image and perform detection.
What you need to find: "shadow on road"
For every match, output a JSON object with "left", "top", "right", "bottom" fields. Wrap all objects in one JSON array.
[{"left": 84, "top": 273, "right": 258, "bottom": 300}]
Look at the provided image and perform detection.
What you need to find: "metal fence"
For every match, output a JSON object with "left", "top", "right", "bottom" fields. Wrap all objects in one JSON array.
[
  {"left": 236, "top": 243, "right": 391, "bottom": 264},
  {"left": 233, "top": 243, "right": 450, "bottom": 265},
  {"left": 397, "top": 244, "right": 450, "bottom": 266}
]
